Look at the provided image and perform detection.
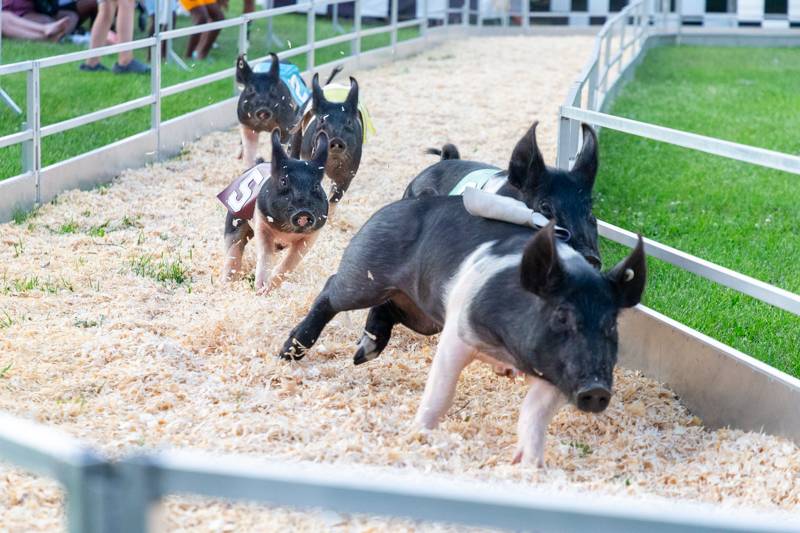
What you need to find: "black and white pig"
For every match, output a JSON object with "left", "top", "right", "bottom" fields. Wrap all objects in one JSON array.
[
  {"left": 221, "top": 130, "right": 329, "bottom": 295},
  {"left": 278, "top": 195, "right": 646, "bottom": 465},
  {"left": 236, "top": 53, "right": 340, "bottom": 167},
  {"left": 404, "top": 122, "right": 602, "bottom": 269},
  {"left": 290, "top": 74, "right": 363, "bottom": 217}
]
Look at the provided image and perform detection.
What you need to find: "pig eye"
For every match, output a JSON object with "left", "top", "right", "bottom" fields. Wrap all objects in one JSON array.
[
  {"left": 552, "top": 307, "right": 574, "bottom": 333},
  {"left": 279, "top": 177, "right": 288, "bottom": 187},
  {"left": 539, "top": 201, "right": 555, "bottom": 218}
]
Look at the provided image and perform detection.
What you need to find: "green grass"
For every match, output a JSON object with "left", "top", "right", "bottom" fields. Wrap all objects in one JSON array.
[
  {"left": 129, "top": 253, "right": 192, "bottom": 286},
  {"left": 0, "top": 2, "right": 419, "bottom": 180},
  {"left": 596, "top": 45, "right": 800, "bottom": 376}
]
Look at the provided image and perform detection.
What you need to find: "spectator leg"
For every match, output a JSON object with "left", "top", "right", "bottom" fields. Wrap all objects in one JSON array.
[
  {"left": 195, "top": 2, "right": 223, "bottom": 59},
  {"left": 185, "top": 7, "right": 208, "bottom": 58},
  {"left": 116, "top": 0, "right": 135, "bottom": 65},
  {"left": 1, "top": 12, "right": 63, "bottom": 40},
  {"left": 86, "top": 0, "right": 116, "bottom": 66}
]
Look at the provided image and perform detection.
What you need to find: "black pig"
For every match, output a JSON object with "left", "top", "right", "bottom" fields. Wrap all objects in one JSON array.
[
  {"left": 291, "top": 74, "right": 363, "bottom": 216},
  {"left": 236, "top": 53, "right": 341, "bottom": 166},
  {"left": 278, "top": 195, "right": 646, "bottom": 466},
  {"left": 405, "top": 122, "right": 602, "bottom": 269},
  {"left": 221, "top": 130, "right": 329, "bottom": 295}
]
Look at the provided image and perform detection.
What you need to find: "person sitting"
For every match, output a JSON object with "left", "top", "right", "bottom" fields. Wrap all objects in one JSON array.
[
  {"left": 179, "top": 0, "right": 224, "bottom": 60},
  {"left": 2, "top": 0, "right": 75, "bottom": 40}
]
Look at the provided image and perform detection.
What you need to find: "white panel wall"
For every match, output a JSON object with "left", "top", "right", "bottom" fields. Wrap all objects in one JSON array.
[
  {"left": 789, "top": 0, "right": 800, "bottom": 20},
  {"left": 681, "top": 0, "right": 706, "bottom": 16},
  {"left": 738, "top": 0, "right": 765, "bottom": 21},
  {"left": 588, "top": 0, "right": 609, "bottom": 14}
]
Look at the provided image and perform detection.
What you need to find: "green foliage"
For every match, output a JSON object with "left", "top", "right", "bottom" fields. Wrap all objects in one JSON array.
[{"left": 130, "top": 254, "right": 192, "bottom": 286}]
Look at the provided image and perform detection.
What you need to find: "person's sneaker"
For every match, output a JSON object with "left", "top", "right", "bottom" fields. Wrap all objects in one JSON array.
[
  {"left": 113, "top": 59, "right": 151, "bottom": 75},
  {"left": 79, "top": 62, "right": 109, "bottom": 72}
]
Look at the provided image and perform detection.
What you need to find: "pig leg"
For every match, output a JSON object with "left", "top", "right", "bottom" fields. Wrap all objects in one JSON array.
[
  {"left": 240, "top": 126, "right": 260, "bottom": 167},
  {"left": 413, "top": 324, "right": 475, "bottom": 429},
  {"left": 253, "top": 225, "right": 273, "bottom": 294},
  {"left": 326, "top": 183, "right": 347, "bottom": 219},
  {"left": 289, "top": 128, "right": 303, "bottom": 159},
  {"left": 278, "top": 276, "right": 340, "bottom": 360},
  {"left": 512, "top": 376, "right": 566, "bottom": 468},
  {"left": 265, "top": 235, "right": 317, "bottom": 293},
  {"left": 221, "top": 214, "right": 253, "bottom": 282},
  {"left": 279, "top": 274, "right": 392, "bottom": 360},
  {"left": 354, "top": 302, "right": 398, "bottom": 365}
]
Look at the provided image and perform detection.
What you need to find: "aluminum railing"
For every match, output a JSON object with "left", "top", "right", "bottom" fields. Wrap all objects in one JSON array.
[
  {"left": 1, "top": 410, "right": 798, "bottom": 533},
  {"left": 556, "top": 0, "right": 800, "bottom": 319},
  {"left": 0, "top": 0, "right": 428, "bottom": 203}
]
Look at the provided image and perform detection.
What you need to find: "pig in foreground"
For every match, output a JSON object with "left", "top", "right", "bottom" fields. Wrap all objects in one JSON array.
[
  {"left": 279, "top": 195, "right": 646, "bottom": 465},
  {"left": 404, "top": 121, "right": 602, "bottom": 269},
  {"left": 221, "top": 130, "right": 329, "bottom": 294},
  {"left": 236, "top": 53, "right": 341, "bottom": 167},
  {"left": 290, "top": 74, "right": 364, "bottom": 217}
]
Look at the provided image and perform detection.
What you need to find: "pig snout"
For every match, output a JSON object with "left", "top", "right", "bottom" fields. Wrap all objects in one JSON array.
[
  {"left": 255, "top": 108, "right": 272, "bottom": 121},
  {"left": 291, "top": 210, "right": 316, "bottom": 229},
  {"left": 575, "top": 384, "right": 611, "bottom": 413},
  {"left": 328, "top": 137, "right": 347, "bottom": 154}
]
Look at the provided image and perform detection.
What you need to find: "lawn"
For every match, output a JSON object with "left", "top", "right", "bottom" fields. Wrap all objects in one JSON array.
[
  {"left": 596, "top": 45, "right": 800, "bottom": 376},
  {"left": 0, "top": 1, "right": 419, "bottom": 180}
]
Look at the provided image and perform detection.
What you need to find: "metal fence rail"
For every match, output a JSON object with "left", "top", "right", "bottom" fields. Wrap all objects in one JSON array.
[
  {"left": 0, "top": 0, "right": 427, "bottom": 207},
  {"left": 1, "top": 412, "right": 798, "bottom": 533},
  {"left": 556, "top": 0, "right": 800, "bottom": 321}
]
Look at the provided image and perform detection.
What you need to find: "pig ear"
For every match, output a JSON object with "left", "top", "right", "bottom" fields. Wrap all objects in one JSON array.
[
  {"left": 606, "top": 235, "right": 647, "bottom": 308},
  {"left": 268, "top": 52, "right": 280, "bottom": 80},
  {"left": 571, "top": 123, "right": 598, "bottom": 189},
  {"left": 520, "top": 222, "right": 564, "bottom": 297},
  {"left": 270, "top": 129, "right": 288, "bottom": 177},
  {"left": 311, "top": 132, "right": 329, "bottom": 178},
  {"left": 507, "top": 121, "right": 546, "bottom": 192},
  {"left": 236, "top": 55, "right": 252, "bottom": 85},
  {"left": 344, "top": 76, "right": 359, "bottom": 113},
  {"left": 311, "top": 73, "right": 325, "bottom": 112}
]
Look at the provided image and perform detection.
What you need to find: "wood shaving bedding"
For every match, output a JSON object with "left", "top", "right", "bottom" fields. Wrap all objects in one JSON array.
[{"left": 0, "top": 35, "right": 798, "bottom": 531}]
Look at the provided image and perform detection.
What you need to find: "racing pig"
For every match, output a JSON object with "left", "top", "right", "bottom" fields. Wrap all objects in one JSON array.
[
  {"left": 220, "top": 130, "right": 329, "bottom": 294},
  {"left": 278, "top": 195, "right": 646, "bottom": 466}
]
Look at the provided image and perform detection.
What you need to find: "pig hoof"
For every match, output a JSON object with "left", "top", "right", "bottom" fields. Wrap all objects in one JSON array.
[
  {"left": 256, "top": 285, "right": 271, "bottom": 296},
  {"left": 353, "top": 335, "right": 379, "bottom": 365},
  {"left": 278, "top": 338, "right": 307, "bottom": 361},
  {"left": 511, "top": 448, "right": 545, "bottom": 469}
]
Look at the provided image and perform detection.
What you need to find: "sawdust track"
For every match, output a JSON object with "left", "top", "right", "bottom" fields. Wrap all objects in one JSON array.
[{"left": 1, "top": 35, "right": 798, "bottom": 531}]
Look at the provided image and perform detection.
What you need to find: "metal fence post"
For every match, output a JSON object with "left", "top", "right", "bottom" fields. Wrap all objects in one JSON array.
[
  {"left": 556, "top": 110, "right": 572, "bottom": 170},
  {"left": 30, "top": 63, "right": 41, "bottom": 204},
  {"left": 588, "top": 63, "right": 598, "bottom": 111},
  {"left": 523, "top": 0, "right": 530, "bottom": 28},
  {"left": 618, "top": 18, "right": 626, "bottom": 74},
  {"left": 306, "top": 0, "right": 315, "bottom": 71},
  {"left": 237, "top": 19, "right": 248, "bottom": 95},
  {"left": 419, "top": 0, "right": 428, "bottom": 35},
  {"left": 352, "top": 0, "right": 363, "bottom": 54},
  {"left": 461, "top": 0, "right": 468, "bottom": 25},
  {"left": 391, "top": 0, "right": 399, "bottom": 53},
  {"left": 151, "top": 0, "right": 162, "bottom": 161},
  {"left": 602, "top": 32, "right": 611, "bottom": 93}
]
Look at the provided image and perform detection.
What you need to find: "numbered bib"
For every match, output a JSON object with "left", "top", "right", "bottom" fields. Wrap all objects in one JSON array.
[
  {"left": 217, "top": 163, "right": 270, "bottom": 220},
  {"left": 253, "top": 60, "right": 310, "bottom": 107}
]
